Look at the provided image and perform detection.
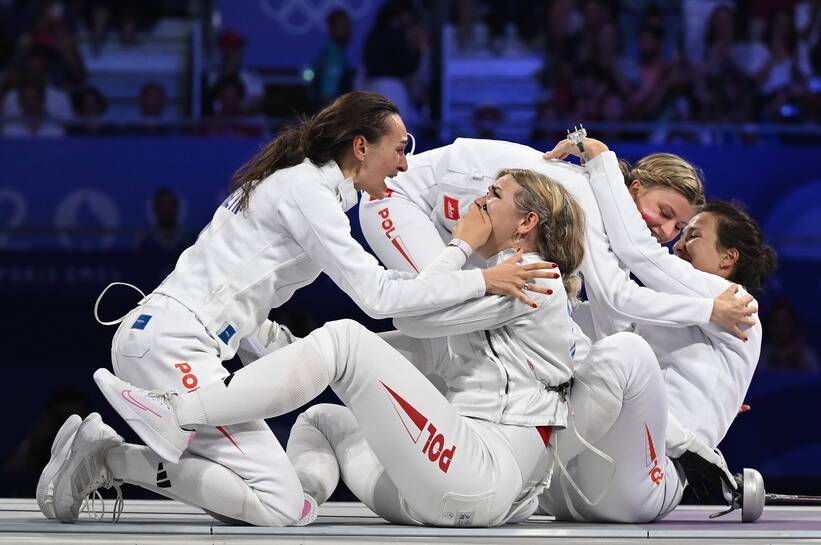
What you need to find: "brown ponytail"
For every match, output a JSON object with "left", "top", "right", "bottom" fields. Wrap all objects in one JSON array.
[{"left": 229, "top": 91, "right": 399, "bottom": 210}]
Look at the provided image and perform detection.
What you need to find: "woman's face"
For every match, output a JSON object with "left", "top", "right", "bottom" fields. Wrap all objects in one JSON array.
[
  {"left": 354, "top": 114, "right": 409, "bottom": 199},
  {"left": 473, "top": 174, "right": 528, "bottom": 257},
  {"left": 673, "top": 212, "right": 733, "bottom": 278},
  {"left": 629, "top": 180, "right": 697, "bottom": 243}
]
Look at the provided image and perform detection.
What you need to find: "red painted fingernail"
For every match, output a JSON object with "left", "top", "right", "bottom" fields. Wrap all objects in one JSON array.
[
  {"left": 552, "top": 273, "right": 560, "bottom": 278},
  {"left": 516, "top": 247, "right": 521, "bottom": 252},
  {"left": 547, "top": 289, "right": 553, "bottom": 295},
  {"left": 551, "top": 263, "right": 558, "bottom": 268},
  {"left": 744, "top": 337, "right": 748, "bottom": 342},
  {"left": 531, "top": 303, "right": 537, "bottom": 308}
]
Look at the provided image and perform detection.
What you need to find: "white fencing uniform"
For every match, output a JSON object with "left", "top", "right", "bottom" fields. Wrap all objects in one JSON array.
[
  {"left": 107, "top": 158, "right": 495, "bottom": 526},
  {"left": 359, "top": 138, "right": 715, "bottom": 342},
  {"left": 540, "top": 332, "right": 683, "bottom": 523},
  {"left": 110, "top": 295, "right": 304, "bottom": 526},
  {"left": 286, "top": 298, "right": 682, "bottom": 524},
  {"left": 357, "top": 139, "right": 724, "bottom": 523},
  {"left": 173, "top": 247, "right": 572, "bottom": 527},
  {"left": 537, "top": 152, "right": 762, "bottom": 523},
  {"left": 157, "top": 157, "right": 486, "bottom": 360},
  {"left": 584, "top": 151, "right": 762, "bottom": 454}
]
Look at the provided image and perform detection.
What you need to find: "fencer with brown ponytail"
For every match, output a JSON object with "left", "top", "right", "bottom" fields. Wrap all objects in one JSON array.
[{"left": 229, "top": 91, "right": 399, "bottom": 211}]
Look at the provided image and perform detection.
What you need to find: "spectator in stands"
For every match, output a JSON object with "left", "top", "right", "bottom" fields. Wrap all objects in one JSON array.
[
  {"left": 590, "top": 20, "right": 639, "bottom": 98},
  {"left": 628, "top": 23, "right": 679, "bottom": 120},
  {"left": 131, "top": 81, "right": 173, "bottom": 134},
  {"left": 748, "top": 9, "right": 808, "bottom": 122},
  {"left": 1, "top": 45, "right": 73, "bottom": 124},
  {"left": 796, "top": 0, "right": 821, "bottom": 77},
  {"left": 310, "top": 9, "right": 354, "bottom": 110},
  {"left": 571, "top": 62, "right": 610, "bottom": 121},
  {"left": 538, "top": 0, "right": 583, "bottom": 79},
  {"left": 199, "top": 75, "right": 266, "bottom": 138},
  {"left": 699, "top": 5, "right": 747, "bottom": 79},
  {"left": 599, "top": 89, "right": 628, "bottom": 141},
  {"left": 69, "top": 86, "right": 114, "bottom": 135},
  {"left": 82, "top": 0, "right": 163, "bottom": 52},
  {"left": 361, "top": 0, "right": 428, "bottom": 124},
  {"left": 208, "top": 30, "right": 264, "bottom": 114},
  {"left": 761, "top": 300, "right": 820, "bottom": 371},
  {"left": 137, "top": 188, "right": 196, "bottom": 254},
  {"left": 689, "top": 5, "right": 758, "bottom": 142},
  {"left": 484, "top": 0, "right": 544, "bottom": 52},
  {"left": 472, "top": 104, "right": 502, "bottom": 139},
  {"left": 10, "top": 0, "right": 85, "bottom": 88},
  {"left": 2, "top": 77, "right": 65, "bottom": 137}
]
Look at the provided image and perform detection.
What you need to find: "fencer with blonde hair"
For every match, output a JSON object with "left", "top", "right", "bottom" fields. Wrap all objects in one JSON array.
[
  {"left": 38, "top": 93, "right": 556, "bottom": 527},
  {"left": 94, "top": 168, "right": 593, "bottom": 528}
]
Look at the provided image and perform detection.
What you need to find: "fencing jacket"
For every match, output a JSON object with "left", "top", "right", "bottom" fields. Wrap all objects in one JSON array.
[
  {"left": 155, "top": 158, "right": 485, "bottom": 359},
  {"left": 586, "top": 151, "right": 762, "bottom": 453},
  {"left": 388, "top": 138, "right": 715, "bottom": 343},
  {"left": 395, "top": 248, "right": 578, "bottom": 427}
]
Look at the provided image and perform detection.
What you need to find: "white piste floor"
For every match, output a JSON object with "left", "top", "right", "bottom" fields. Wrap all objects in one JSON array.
[{"left": 3, "top": 498, "right": 821, "bottom": 544}]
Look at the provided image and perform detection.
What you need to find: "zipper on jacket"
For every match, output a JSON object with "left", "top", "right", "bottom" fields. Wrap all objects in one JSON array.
[{"left": 485, "top": 330, "right": 510, "bottom": 395}]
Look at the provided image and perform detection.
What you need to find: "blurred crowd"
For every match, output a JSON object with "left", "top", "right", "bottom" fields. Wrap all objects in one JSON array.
[
  {"left": 0, "top": 0, "right": 269, "bottom": 137},
  {"left": 457, "top": 0, "right": 821, "bottom": 142},
  {"left": 4, "top": 0, "right": 815, "bottom": 140}
]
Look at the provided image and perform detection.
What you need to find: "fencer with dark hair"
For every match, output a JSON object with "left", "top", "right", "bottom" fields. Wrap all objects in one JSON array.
[
  {"left": 535, "top": 136, "right": 776, "bottom": 522},
  {"left": 95, "top": 170, "right": 602, "bottom": 528},
  {"left": 37, "top": 91, "right": 556, "bottom": 527}
]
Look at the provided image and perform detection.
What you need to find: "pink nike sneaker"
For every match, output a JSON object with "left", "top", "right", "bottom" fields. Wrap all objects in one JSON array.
[{"left": 93, "top": 368, "right": 193, "bottom": 463}]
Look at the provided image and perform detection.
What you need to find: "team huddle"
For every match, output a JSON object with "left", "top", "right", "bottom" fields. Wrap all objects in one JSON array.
[{"left": 37, "top": 91, "right": 776, "bottom": 527}]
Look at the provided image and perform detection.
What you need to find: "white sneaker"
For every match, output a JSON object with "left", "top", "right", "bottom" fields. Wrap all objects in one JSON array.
[
  {"left": 37, "top": 414, "right": 83, "bottom": 519},
  {"left": 93, "top": 368, "right": 193, "bottom": 463},
  {"left": 52, "top": 413, "right": 124, "bottom": 522}
]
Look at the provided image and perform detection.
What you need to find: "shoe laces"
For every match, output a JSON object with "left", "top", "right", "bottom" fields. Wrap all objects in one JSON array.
[
  {"left": 82, "top": 482, "right": 124, "bottom": 523},
  {"left": 79, "top": 462, "right": 125, "bottom": 523},
  {"left": 146, "top": 389, "right": 179, "bottom": 411}
]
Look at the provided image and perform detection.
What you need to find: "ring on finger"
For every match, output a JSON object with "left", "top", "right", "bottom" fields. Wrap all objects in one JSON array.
[{"left": 522, "top": 282, "right": 530, "bottom": 291}]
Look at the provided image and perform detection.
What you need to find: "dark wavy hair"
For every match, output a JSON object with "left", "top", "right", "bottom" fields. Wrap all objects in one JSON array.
[
  {"left": 702, "top": 200, "right": 777, "bottom": 292},
  {"left": 228, "top": 91, "right": 399, "bottom": 210}
]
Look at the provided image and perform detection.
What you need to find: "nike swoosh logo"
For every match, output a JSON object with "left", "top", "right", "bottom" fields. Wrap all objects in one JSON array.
[{"left": 121, "top": 389, "right": 162, "bottom": 418}]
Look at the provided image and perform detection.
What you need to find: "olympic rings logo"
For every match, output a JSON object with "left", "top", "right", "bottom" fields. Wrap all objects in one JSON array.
[{"left": 258, "top": 0, "right": 374, "bottom": 35}]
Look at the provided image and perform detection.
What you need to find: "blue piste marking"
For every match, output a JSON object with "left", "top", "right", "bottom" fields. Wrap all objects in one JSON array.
[
  {"left": 218, "top": 324, "right": 236, "bottom": 344},
  {"left": 131, "top": 314, "right": 152, "bottom": 330}
]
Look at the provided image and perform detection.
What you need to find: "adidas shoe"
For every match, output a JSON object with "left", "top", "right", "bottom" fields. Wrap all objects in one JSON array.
[
  {"left": 93, "top": 368, "right": 193, "bottom": 463},
  {"left": 36, "top": 414, "right": 83, "bottom": 519},
  {"left": 52, "top": 413, "right": 123, "bottom": 522}
]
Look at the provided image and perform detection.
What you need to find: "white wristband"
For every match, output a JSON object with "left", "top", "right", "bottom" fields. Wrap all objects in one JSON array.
[{"left": 447, "top": 238, "right": 473, "bottom": 258}]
